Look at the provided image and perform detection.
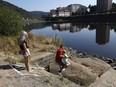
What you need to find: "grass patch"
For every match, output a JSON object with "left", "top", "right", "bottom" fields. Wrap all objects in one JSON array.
[
  {"left": 44, "top": 79, "right": 50, "bottom": 83},
  {"left": 0, "top": 34, "right": 63, "bottom": 63},
  {"left": 59, "top": 76, "right": 64, "bottom": 81},
  {"left": 52, "top": 38, "right": 64, "bottom": 47},
  {"left": 4, "top": 56, "right": 18, "bottom": 64}
]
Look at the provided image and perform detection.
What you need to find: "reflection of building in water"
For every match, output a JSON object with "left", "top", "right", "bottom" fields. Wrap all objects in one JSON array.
[
  {"left": 52, "top": 24, "right": 58, "bottom": 30},
  {"left": 70, "top": 25, "right": 80, "bottom": 33},
  {"left": 59, "top": 23, "right": 71, "bottom": 31},
  {"left": 52, "top": 23, "right": 81, "bottom": 32},
  {"left": 52, "top": 23, "right": 71, "bottom": 31},
  {"left": 96, "top": 25, "right": 110, "bottom": 45}
]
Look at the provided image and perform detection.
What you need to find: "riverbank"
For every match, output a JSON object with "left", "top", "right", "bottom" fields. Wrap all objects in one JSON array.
[
  {"left": 29, "top": 46, "right": 116, "bottom": 86},
  {"left": 49, "top": 13, "right": 116, "bottom": 23},
  {"left": 0, "top": 34, "right": 116, "bottom": 87},
  {"left": 0, "top": 46, "right": 114, "bottom": 87},
  {"left": 66, "top": 47, "right": 116, "bottom": 70}
]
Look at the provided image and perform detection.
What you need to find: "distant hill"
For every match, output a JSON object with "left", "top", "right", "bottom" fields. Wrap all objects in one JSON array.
[
  {"left": 0, "top": 0, "right": 48, "bottom": 20},
  {"left": 31, "top": 11, "right": 50, "bottom": 17}
]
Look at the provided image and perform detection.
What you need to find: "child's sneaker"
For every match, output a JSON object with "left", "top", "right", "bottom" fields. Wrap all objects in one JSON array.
[{"left": 62, "top": 68, "right": 65, "bottom": 71}]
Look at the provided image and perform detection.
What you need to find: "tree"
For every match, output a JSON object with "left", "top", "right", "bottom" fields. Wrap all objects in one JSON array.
[
  {"left": 89, "top": 5, "right": 97, "bottom": 13},
  {"left": 0, "top": 6, "right": 24, "bottom": 36},
  {"left": 111, "top": 3, "right": 116, "bottom": 11},
  {"left": 76, "top": 7, "right": 87, "bottom": 15}
]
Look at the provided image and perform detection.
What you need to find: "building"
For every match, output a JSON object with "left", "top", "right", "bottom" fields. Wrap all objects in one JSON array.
[
  {"left": 50, "top": 4, "right": 85, "bottom": 17},
  {"left": 57, "top": 7, "right": 70, "bottom": 17},
  {"left": 97, "top": 0, "right": 112, "bottom": 11},
  {"left": 50, "top": 4, "right": 87, "bottom": 17},
  {"left": 50, "top": 7, "right": 70, "bottom": 17},
  {"left": 50, "top": 9, "right": 57, "bottom": 17}
]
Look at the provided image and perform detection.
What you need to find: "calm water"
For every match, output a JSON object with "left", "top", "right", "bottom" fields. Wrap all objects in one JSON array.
[{"left": 29, "top": 22, "right": 116, "bottom": 59}]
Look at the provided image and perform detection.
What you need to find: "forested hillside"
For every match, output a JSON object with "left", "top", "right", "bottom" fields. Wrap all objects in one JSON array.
[
  {"left": 0, "top": 0, "right": 48, "bottom": 20},
  {"left": 31, "top": 11, "right": 50, "bottom": 17}
]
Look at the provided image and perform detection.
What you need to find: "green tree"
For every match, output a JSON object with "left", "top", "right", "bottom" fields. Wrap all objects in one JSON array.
[
  {"left": 0, "top": 6, "right": 24, "bottom": 36},
  {"left": 89, "top": 5, "right": 96, "bottom": 13},
  {"left": 76, "top": 7, "right": 87, "bottom": 15},
  {"left": 111, "top": 3, "right": 116, "bottom": 11}
]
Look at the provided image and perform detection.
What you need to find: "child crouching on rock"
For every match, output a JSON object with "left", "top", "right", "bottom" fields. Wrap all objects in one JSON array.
[{"left": 62, "top": 50, "right": 70, "bottom": 66}]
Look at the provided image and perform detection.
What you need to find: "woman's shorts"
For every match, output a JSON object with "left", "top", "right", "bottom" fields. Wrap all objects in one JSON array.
[{"left": 20, "top": 48, "right": 31, "bottom": 57}]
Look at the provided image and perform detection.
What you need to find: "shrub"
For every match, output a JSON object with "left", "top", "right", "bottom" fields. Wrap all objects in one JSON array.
[
  {"left": 52, "top": 38, "right": 64, "bottom": 47},
  {"left": 0, "top": 6, "right": 24, "bottom": 36}
]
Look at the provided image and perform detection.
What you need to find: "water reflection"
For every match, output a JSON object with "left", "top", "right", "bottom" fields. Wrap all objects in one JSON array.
[
  {"left": 52, "top": 23, "right": 88, "bottom": 33},
  {"left": 52, "top": 23, "right": 112, "bottom": 45},
  {"left": 96, "top": 25, "right": 110, "bottom": 45},
  {"left": 25, "top": 22, "right": 50, "bottom": 31},
  {"left": 52, "top": 23, "right": 71, "bottom": 31}
]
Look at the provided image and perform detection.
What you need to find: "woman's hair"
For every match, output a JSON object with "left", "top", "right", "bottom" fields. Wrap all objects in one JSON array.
[
  {"left": 19, "top": 40, "right": 29, "bottom": 50},
  {"left": 24, "top": 40, "right": 29, "bottom": 48},
  {"left": 60, "top": 45, "right": 63, "bottom": 48}
]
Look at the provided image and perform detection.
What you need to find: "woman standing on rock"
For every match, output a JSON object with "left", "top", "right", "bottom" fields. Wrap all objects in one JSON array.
[{"left": 18, "top": 30, "right": 31, "bottom": 71}]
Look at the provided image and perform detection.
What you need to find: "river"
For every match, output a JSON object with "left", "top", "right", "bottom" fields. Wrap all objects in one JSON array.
[{"left": 29, "top": 22, "right": 116, "bottom": 59}]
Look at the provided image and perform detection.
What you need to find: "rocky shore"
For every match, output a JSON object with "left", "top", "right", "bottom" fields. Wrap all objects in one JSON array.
[
  {"left": 0, "top": 45, "right": 116, "bottom": 87},
  {"left": 68, "top": 47, "right": 116, "bottom": 70},
  {"left": 30, "top": 46, "right": 116, "bottom": 87}
]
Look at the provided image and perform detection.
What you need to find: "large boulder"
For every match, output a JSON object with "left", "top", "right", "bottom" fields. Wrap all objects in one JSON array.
[
  {"left": 48, "top": 58, "right": 111, "bottom": 86},
  {"left": 75, "top": 58, "right": 111, "bottom": 77},
  {"left": 31, "top": 52, "right": 111, "bottom": 87}
]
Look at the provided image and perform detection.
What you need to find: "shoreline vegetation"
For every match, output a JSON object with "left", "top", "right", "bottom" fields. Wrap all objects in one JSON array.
[
  {"left": 24, "top": 19, "right": 46, "bottom": 24},
  {"left": 0, "top": 33, "right": 63, "bottom": 63}
]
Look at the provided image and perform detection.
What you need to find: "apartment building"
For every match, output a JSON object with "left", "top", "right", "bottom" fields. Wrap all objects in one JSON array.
[
  {"left": 50, "top": 7, "right": 70, "bottom": 17},
  {"left": 97, "top": 0, "right": 112, "bottom": 11}
]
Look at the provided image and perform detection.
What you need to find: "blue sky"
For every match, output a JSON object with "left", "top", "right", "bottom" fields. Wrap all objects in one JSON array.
[{"left": 4, "top": 0, "right": 116, "bottom": 12}]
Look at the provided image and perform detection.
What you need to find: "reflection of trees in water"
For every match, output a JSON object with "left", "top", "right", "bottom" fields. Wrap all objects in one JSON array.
[
  {"left": 110, "top": 24, "right": 116, "bottom": 32},
  {"left": 88, "top": 24, "right": 96, "bottom": 30},
  {"left": 72, "top": 23, "right": 88, "bottom": 29},
  {"left": 88, "top": 23, "right": 116, "bottom": 32},
  {"left": 24, "top": 22, "right": 50, "bottom": 31}
]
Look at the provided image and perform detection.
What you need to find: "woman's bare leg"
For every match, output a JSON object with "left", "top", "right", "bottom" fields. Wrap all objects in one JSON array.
[{"left": 24, "top": 56, "right": 29, "bottom": 71}]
